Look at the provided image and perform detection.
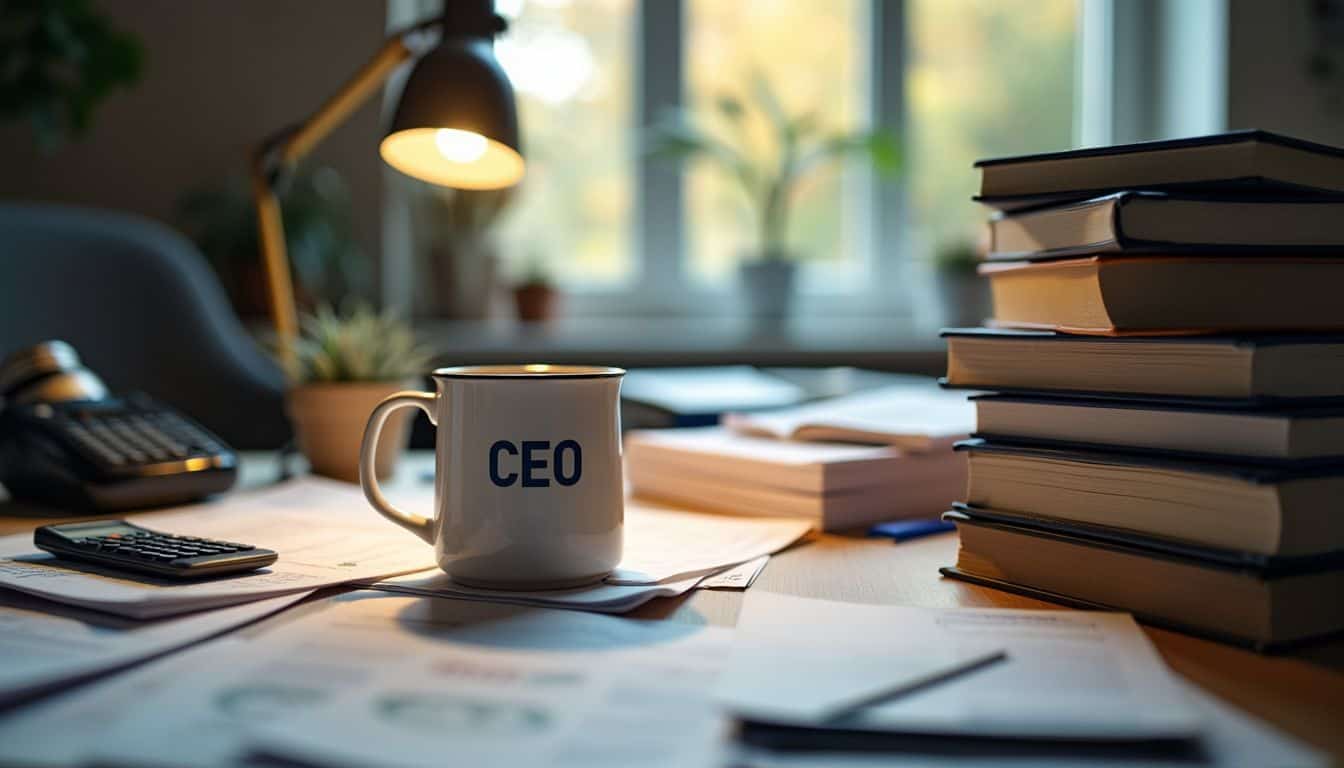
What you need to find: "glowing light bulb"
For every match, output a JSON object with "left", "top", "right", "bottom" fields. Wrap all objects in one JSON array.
[{"left": 434, "top": 129, "right": 488, "bottom": 163}]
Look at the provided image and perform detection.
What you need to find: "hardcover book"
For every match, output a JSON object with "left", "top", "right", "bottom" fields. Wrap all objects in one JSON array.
[
  {"left": 975, "top": 130, "right": 1344, "bottom": 211},
  {"left": 942, "top": 508, "right": 1344, "bottom": 650},
  {"left": 985, "top": 192, "right": 1344, "bottom": 261},
  {"left": 941, "top": 328, "right": 1344, "bottom": 402},
  {"left": 978, "top": 256, "right": 1344, "bottom": 335}
]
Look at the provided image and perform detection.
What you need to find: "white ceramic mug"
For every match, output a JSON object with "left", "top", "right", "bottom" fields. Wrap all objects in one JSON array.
[{"left": 359, "top": 364, "right": 625, "bottom": 589}]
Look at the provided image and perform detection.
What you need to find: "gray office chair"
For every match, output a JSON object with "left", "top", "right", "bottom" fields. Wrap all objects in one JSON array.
[{"left": 0, "top": 202, "right": 290, "bottom": 448}]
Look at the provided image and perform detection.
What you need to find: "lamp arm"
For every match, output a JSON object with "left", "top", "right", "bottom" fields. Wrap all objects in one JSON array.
[{"left": 250, "top": 21, "right": 435, "bottom": 378}]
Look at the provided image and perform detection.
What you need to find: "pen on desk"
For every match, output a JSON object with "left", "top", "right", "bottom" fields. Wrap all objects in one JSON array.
[{"left": 817, "top": 650, "right": 1009, "bottom": 723}]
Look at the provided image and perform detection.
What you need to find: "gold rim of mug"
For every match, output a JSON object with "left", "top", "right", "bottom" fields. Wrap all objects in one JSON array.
[{"left": 431, "top": 364, "right": 626, "bottom": 379}]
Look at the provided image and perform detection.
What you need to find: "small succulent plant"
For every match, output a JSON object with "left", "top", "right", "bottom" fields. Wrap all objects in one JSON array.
[{"left": 289, "top": 303, "right": 433, "bottom": 384}]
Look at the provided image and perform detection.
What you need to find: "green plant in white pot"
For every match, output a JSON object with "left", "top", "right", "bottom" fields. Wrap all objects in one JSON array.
[
  {"left": 647, "top": 75, "right": 900, "bottom": 321},
  {"left": 284, "top": 304, "right": 432, "bottom": 483}
]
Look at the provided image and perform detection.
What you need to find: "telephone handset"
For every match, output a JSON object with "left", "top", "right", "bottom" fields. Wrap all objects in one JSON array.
[{"left": 0, "top": 341, "right": 237, "bottom": 511}]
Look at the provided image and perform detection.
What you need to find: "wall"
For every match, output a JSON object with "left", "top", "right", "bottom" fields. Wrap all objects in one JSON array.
[
  {"left": 0, "top": 0, "right": 388, "bottom": 292},
  {"left": 1227, "top": 0, "right": 1344, "bottom": 144}
]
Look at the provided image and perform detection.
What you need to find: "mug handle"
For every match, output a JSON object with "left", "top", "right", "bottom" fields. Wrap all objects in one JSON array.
[{"left": 359, "top": 391, "right": 439, "bottom": 544}]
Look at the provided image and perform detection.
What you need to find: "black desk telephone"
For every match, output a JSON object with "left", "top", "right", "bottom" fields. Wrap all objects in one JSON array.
[{"left": 0, "top": 341, "right": 237, "bottom": 511}]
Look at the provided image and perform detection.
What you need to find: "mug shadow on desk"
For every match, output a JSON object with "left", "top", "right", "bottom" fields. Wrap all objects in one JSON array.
[{"left": 386, "top": 593, "right": 704, "bottom": 652}]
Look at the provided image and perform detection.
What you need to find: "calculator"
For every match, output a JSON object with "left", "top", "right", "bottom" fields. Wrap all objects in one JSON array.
[{"left": 35, "top": 520, "right": 277, "bottom": 579}]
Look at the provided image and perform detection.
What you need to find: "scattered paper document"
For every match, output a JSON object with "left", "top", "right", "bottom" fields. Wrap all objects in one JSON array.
[
  {"left": 724, "top": 384, "right": 975, "bottom": 452},
  {"left": 0, "top": 635, "right": 244, "bottom": 768},
  {"left": 0, "top": 477, "right": 436, "bottom": 618},
  {"left": 718, "top": 592, "right": 1201, "bottom": 740},
  {"left": 0, "top": 589, "right": 307, "bottom": 706},
  {"left": 250, "top": 596, "right": 732, "bottom": 768},
  {"left": 607, "top": 500, "right": 809, "bottom": 584},
  {"left": 700, "top": 555, "right": 770, "bottom": 590},
  {"left": 626, "top": 427, "right": 967, "bottom": 529},
  {"left": 621, "top": 365, "right": 808, "bottom": 417},
  {"left": 365, "top": 569, "right": 706, "bottom": 614},
  {"left": 76, "top": 592, "right": 732, "bottom": 768},
  {"left": 363, "top": 501, "right": 806, "bottom": 612},
  {"left": 2, "top": 610, "right": 1323, "bottom": 768}
]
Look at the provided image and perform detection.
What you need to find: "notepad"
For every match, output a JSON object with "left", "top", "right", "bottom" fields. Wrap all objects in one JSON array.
[{"left": 718, "top": 592, "right": 1201, "bottom": 740}]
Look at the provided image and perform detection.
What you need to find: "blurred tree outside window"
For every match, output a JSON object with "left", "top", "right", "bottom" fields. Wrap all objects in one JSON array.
[
  {"left": 907, "top": 0, "right": 1077, "bottom": 254},
  {"left": 493, "top": 0, "right": 634, "bottom": 287},
  {"left": 685, "top": 0, "right": 866, "bottom": 286},
  {"left": 409, "top": 0, "right": 1078, "bottom": 309}
]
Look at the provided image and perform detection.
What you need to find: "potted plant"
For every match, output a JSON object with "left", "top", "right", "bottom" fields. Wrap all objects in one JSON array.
[
  {"left": 412, "top": 184, "right": 514, "bottom": 319},
  {"left": 647, "top": 75, "right": 900, "bottom": 320},
  {"left": 931, "top": 239, "right": 990, "bottom": 328},
  {"left": 0, "top": 0, "right": 143, "bottom": 151},
  {"left": 512, "top": 253, "right": 559, "bottom": 323},
  {"left": 284, "top": 303, "right": 432, "bottom": 483}
]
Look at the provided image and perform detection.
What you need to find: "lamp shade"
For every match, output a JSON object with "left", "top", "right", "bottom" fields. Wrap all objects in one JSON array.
[{"left": 380, "top": 33, "right": 524, "bottom": 190}]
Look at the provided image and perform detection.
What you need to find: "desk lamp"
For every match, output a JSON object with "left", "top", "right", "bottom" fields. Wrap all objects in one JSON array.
[{"left": 251, "top": 0, "right": 524, "bottom": 373}]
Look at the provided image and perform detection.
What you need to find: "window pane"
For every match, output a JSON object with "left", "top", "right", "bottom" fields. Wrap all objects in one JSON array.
[
  {"left": 907, "top": 0, "right": 1077, "bottom": 254},
  {"left": 685, "top": 0, "right": 868, "bottom": 286},
  {"left": 494, "top": 0, "right": 633, "bottom": 286}
]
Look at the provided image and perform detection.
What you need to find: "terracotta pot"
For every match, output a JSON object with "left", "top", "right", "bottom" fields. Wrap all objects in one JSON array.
[
  {"left": 285, "top": 380, "right": 416, "bottom": 483},
  {"left": 513, "top": 283, "right": 558, "bottom": 322}
]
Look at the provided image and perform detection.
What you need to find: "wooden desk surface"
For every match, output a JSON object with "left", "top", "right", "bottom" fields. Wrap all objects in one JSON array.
[{"left": 2, "top": 452, "right": 1342, "bottom": 761}]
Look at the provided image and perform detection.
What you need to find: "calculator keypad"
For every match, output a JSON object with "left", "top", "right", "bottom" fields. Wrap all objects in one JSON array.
[{"left": 70, "top": 531, "right": 255, "bottom": 565}]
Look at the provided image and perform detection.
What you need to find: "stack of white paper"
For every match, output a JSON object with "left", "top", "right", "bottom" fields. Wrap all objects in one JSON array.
[
  {"left": 367, "top": 570, "right": 708, "bottom": 614},
  {"left": 0, "top": 477, "right": 436, "bottom": 618},
  {"left": 627, "top": 427, "right": 966, "bottom": 530},
  {"left": 364, "top": 501, "right": 809, "bottom": 613}
]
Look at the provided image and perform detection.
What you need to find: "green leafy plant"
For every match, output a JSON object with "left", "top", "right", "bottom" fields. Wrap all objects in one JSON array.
[
  {"left": 933, "top": 239, "right": 982, "bottom": 276},
  {"left": 647, "top": 74, "right": 900, "bottom": 260},
  {"left": 0, "top": 0, "right": 144, "bottom": 150},
  {"left": 175, "top": 166, "right": 370, "bottom": 316},
  {"left": 289, "top": 303, "right": 433, "bottom": 384}
]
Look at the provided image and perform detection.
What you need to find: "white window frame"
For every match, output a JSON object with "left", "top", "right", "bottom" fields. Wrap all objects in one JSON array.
[
  {"left": 384, "top": 0, "right": 1226, "bottom": 321},
  {"left": 549, "top": 0, "right": 906, "bottom": 319}
]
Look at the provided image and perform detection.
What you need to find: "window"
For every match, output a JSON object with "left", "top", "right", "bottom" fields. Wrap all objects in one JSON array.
[
  {"left": 685, "top": 0, "right": 868, "bottom": 286},
  {"left": 396, "top": 0, "right": 1081, "bottom": 315},
  {"left": 494, "top": 0, "right": 634, "bottom": 286},
  {"left": 906, "top": 0, "right": 1078, "bottom": 254}
]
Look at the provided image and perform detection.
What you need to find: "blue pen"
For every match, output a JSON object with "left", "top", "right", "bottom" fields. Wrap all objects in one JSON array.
[{"left": 868, "top": 518, "right": 956, "bottom": 541}]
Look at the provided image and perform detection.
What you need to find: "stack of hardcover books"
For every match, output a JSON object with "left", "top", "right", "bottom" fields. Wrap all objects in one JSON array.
[{"left": 939, "top": 130, "right": 1344, "bottom": 651}]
